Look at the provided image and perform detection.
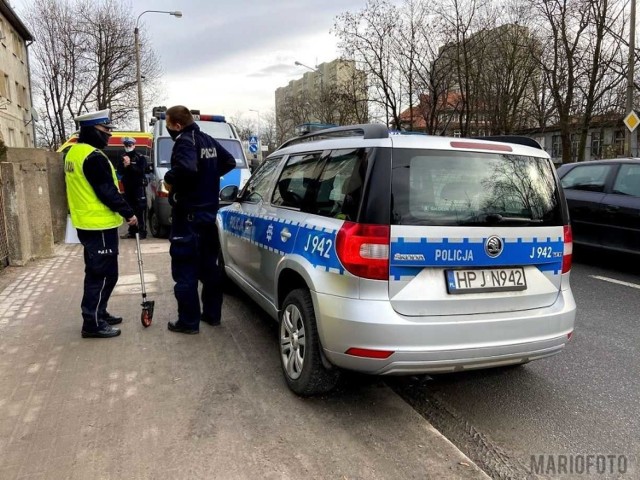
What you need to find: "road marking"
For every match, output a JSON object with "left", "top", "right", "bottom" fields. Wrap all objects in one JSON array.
[{"left": 591, "top": 275, "right": 640, "bottom": 290}]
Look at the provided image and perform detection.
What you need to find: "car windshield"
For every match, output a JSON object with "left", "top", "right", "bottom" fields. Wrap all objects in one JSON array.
[
  {"left": 391, "top": 149, "right": 563, "bottom": 226},
  {"left": 156, "top": 137, "right": 247, "bottom": 168}
]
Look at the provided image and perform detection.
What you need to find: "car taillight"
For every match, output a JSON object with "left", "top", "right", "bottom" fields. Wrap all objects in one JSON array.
[
  {"left": 157, "top": 181, "right": 170, "bottom": 198},
  {"left": 335, "top": 222, "right": 389, "bottom": 280},
  {"left": 562, "top": 225, "right": 572, "bottom": 273}
]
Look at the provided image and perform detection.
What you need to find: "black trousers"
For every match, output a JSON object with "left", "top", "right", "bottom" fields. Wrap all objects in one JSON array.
[
  {"left": 124, "top": 187, "right": 146, "bottom": 236},
  {"left": 77, "top": 228, "right": 119, "bottom": 332},
  {"left": 169, "top": 213, "right": 222, "bottom": 330}
]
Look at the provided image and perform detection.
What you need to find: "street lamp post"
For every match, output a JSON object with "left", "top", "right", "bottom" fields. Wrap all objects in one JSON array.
[
  {"left": 135, "top": 10, "right": 182, "bottom": 131},
  {"left": 626, "top": 0, "right": 637, "bottom": 156}
]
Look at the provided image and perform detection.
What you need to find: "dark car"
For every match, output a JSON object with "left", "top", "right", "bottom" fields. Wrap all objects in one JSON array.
[{"left": 557, "top": 158, "right": 640, "bottom": 254}]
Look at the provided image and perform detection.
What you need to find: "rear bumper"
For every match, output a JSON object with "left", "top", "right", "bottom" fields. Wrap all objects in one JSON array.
[{"left": 313, "top": 290, "right": 576, "bottom": 375}]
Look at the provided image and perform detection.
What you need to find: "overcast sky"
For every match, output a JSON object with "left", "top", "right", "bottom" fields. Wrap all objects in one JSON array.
[{"left": 11, "top": 0, "right": 366, "bottom": 124}]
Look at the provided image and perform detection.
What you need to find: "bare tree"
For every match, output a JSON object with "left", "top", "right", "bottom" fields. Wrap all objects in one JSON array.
[
  {"left": 334, "top": 0, "right": 403, "bottom": 127},
  {"left": 573, "top": 0, "right": 627, "bottom": 161},
  {"left": 24, "top": 0, "right": 162, "bottom": 149},
  {"left": 530, "top": 0, "right": 592, "bottom": 164}
]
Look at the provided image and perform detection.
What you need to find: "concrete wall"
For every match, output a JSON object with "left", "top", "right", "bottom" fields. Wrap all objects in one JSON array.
[{"left": 0, "top": 147, "right": 64, "bottom": 266}]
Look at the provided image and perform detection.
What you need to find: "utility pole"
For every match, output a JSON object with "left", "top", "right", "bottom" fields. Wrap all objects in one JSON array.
[{"left": 626, "top": 0, "right": 637, "bottom": 156}]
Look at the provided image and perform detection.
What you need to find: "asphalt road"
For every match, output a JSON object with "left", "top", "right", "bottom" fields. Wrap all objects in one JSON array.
[{"left": 389, "top": 247, "right": 640, "bottom": 479}]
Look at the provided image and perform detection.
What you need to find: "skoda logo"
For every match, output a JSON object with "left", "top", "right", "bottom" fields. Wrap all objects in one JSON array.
[{"left": 485, "top": 235, "right": 504, "bottom": 258}]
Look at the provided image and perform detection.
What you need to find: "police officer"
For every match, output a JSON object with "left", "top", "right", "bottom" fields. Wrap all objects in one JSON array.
[
  {"left": 163, "top": 105, "right": 236, "bottom": 334},
  {"left": 65, "top": 109, "right": 138, "bottom": 338},
  {"left": 118, "top": 137, "right": 148, "bottom": 239}
]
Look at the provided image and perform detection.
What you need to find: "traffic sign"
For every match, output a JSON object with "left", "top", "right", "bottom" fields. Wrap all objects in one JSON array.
[
  {"left": 249, "top": 135, "right": 258, "bottom": 145},
  {"left": 249, "top": 143, "right": 258, "bottom": 153},
  {"left": 624, "top": 111, "right": 640, "bottom": 132}
]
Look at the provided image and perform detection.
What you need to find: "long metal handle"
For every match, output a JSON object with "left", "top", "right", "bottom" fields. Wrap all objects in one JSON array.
[{"left": 135, "top": 233, "right": 147, "bottom": 299}]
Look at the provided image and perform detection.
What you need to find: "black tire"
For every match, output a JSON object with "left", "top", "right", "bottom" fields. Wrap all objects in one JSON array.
[
  {"left": 279, "top": 288, "right": 340, "bottom": 396},
  {"left": 149, "top": 208, "right": 169, "bottom": 238}
]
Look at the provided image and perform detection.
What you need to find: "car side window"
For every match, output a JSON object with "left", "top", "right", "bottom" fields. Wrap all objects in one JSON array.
[
  {"left": 612, "top": 164, "right": 640, "bottom": 197},
  {"left": 271, "top": 153, "right": 323, "bottom": 209},
  {"left": 313, "top": 148, "right": 368, "bottom": 220},
  {"left": 560, "top": 164, "right": 613, "bottom": 192},
  {"left": 240, "top": 157, "right": 281, "bottom": 203}
]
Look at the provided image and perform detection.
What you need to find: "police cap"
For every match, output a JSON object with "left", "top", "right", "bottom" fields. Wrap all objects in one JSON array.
[{"left": 74, "top": 108, "right": 115, "bottom": 129}]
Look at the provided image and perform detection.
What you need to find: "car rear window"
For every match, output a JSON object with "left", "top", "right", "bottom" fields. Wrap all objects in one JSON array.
[{"left": 391, "top": 149, "right": 563, "bottom": 226}]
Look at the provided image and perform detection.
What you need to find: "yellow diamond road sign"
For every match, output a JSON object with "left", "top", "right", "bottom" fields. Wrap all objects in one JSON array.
[{"left": 624, "top": 111, "right": 640, "bottom": 132}]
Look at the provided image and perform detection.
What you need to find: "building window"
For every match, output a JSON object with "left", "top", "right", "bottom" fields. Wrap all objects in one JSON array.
[
  {"left": 571, "top": 134, "right": 579, "bottom": 161},
  {"left": 15, "top": 81, "right": 21, "bottom": 107},
  {"left": 591, "top": 131, "right": 602, "bottom": 159},
  {"left": 614, "top": 130, "right": 625, "bottom": 156},
  {"left": 453, "top": 130, "right": 461, "bottom": 138},
  {"left": 552, "top": 135, "right": 562, "bottom": 158},
  {"left": 0, "top": 72, "right": 8, "bottom": 98}
]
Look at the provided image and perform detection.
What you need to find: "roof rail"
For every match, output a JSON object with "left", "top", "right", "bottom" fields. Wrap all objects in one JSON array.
[
  {"left": 474, "top": 135, "right": 543, "bottom": 150},
  {"left": 277, "top": 123, "right": 389, "bottom": 150}
]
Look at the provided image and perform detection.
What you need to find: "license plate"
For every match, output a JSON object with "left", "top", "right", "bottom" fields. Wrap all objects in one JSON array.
[{"left": 446, "top": 267, "right": 527, "bottom": 294}]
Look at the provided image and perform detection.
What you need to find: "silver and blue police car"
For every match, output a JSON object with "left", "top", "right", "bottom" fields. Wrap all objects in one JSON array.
[{"left": 217, "top": 124, "right": 576, "bottom": 396}]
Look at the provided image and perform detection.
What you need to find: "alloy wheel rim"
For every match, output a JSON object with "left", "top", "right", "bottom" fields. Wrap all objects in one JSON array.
[{"left": 280, "top": 304, "right": 306, "bottom": 380}]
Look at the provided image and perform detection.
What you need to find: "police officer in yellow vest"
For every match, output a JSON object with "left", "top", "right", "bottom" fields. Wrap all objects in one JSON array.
[{"left": 65, "top": 109, "right": 138, "bottom": 338}]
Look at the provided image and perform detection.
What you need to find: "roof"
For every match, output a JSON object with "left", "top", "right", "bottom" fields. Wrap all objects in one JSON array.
[{"left": 0, "top": 0, "right": 34, "bottom": 42}]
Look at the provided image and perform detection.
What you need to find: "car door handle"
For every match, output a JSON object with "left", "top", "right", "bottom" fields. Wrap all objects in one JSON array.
[
  {"left": 280, "top": 228, "right": 292, "bottom": 241},
  {"left": 244, "top": 219, "right": 253, "bottom": 227},
  {"left": 604, "top": 205, "right": 620, "bottom": 213}
]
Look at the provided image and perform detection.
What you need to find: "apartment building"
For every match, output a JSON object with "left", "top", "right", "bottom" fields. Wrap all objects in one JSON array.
[
  {"left": 275, "top": 58, "right": 367, "bottom": 140},
  {"left": 0, "top": 0, "right": 35, "bottom": 148}
]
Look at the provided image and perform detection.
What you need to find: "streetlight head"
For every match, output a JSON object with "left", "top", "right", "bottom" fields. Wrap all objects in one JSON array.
[
  {"left": 294, "top": 61, "right": 302, "bottom": 66},
  {"left": 171, "top": 11, "right": 183, "bottom": 17}
]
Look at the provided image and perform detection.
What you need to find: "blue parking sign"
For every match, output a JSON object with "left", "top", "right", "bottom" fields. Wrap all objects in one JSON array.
[{"left": 249, "top": 143, "right": 258, "bottom": 153}]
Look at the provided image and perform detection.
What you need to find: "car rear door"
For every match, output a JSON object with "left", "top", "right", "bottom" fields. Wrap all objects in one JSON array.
[
  {"left": 388, "top": 147, "right": 568, "bottom": 316},
  {"left": 600, "top": 163, "right": 640, "bottom": 253},
  {"left": 559, "top": 163, "right": 617, "bottom": 247}
]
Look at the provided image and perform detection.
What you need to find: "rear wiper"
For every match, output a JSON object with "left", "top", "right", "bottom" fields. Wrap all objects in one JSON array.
[{"left": 458, "top": 213, "right": 543, "bottom": 225}]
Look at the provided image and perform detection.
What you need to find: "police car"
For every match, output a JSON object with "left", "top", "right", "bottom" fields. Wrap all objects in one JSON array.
[
  {"left": 217, "top": 124, "right": 576, "bottom": 396},
  {"left": 146, "top": 107, "right": 250, "bottom": 237}
]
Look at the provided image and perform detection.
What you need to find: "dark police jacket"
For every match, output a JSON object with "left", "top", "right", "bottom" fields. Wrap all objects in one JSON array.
[
  {"left": 164, "top": 123, "right": 236, "bottom": 216},
  {"left": 117, "top": 149, "right": 147, "bottom": 196}
]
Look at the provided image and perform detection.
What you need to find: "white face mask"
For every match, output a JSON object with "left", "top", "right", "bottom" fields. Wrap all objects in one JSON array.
[{"left": 124, "top": 146, "right": 134, "bottom": 152}]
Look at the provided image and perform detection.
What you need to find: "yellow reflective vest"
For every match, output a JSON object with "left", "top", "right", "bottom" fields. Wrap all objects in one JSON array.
[{"left": 64, "top": 143, "right": 122, "bottom": 230}]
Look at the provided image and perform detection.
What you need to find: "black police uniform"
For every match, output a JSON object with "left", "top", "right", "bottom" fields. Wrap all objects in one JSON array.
[
  {"left": 117, "top": 149, "right": 147, "bottom": 238},
  {"left": 164, "top": 123, "right": 236, "bottom": 331},
  {"left": 77, "top": 127, "right": 135, "bottom": 334}
]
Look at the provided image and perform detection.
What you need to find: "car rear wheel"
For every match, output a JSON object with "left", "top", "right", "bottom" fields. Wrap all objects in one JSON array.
[
  {"left": 149, "top": 208, "right": 169, "bottom": 238},
  {"left": 279, "top": 288, "right": 340, "bottom": 396}
]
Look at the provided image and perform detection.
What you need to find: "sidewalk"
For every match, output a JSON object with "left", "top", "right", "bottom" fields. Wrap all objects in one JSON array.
[{"left": 0, "top": 238, "right": 490, "bottom": 480}]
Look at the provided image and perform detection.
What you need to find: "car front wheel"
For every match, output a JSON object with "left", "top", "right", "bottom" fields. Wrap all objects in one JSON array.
[
  {"left": 279, "top": 288, "right": 340, "bottom": 396},
  {"left": 149, "top": 208, "right": 169, "bottom": 238}
]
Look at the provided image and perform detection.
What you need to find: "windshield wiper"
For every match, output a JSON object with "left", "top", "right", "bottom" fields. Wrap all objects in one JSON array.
[{"left": 458, "top": 213, "right": 543, "bottom": 226}]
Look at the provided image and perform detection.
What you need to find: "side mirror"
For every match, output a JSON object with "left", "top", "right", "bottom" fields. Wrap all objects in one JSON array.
[{"left": 220, "top": 185, "right": 239, "bottom": 202}]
